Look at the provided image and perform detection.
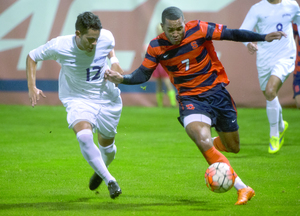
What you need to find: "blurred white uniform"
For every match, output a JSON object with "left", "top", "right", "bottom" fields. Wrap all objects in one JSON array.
[
  {"left": 240, "top": 0, "right": 300, "bottom": 90},
  {"left": 29, "top": 29, "right": 122, "bottom": 137}
]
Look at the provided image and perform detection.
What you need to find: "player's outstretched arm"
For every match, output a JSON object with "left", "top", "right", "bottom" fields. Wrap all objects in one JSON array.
[
  {"left": 265, "top": 31, "right": 287, "bottom": 42},
  {"left": 221, "top": 29, "right": 286, "bottom": 43},
  {"left": 105, "top": 65, "right": 154, "bottom": 85},
  {"left": 108, "top": 49, "right": 124, "bottom": 75},
  {"left": 26, "top": 55, "right": 46, "bottom": 107}
]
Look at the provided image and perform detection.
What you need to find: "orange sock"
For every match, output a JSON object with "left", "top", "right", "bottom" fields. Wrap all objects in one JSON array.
[
  {"left": 204, "top": 147, "right": 238, "bottom": 178},
  {"left": 213, "top": 136, "right": 228, "bottom": 152},
  {"left": 203, "top": 146, "right": 230, "bottom": 166}
]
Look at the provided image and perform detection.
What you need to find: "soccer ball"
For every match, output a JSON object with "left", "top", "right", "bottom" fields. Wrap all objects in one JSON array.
[{"left": 204, "top": 162, "right": 236, "bottom": 193}]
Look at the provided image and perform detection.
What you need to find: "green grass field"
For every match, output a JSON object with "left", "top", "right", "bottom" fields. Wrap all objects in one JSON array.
[{"left": 0, "top": 105, "right": 299, "bottom": 216}]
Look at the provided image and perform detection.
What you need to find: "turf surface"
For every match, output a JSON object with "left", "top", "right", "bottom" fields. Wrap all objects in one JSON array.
[{"left": 0, "top": 105, "right": 299, "bottom": 216}]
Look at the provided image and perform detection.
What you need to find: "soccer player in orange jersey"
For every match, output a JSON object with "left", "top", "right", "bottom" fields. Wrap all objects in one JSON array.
[
  {"left": 293, "top": 23, "right": 300, "bottom": 108},
  {"left": 105, "top": 6, "right": 285, "bottom": 205},
  {"left": 148, "top": 24, "right": 177, "bottom": 107}
]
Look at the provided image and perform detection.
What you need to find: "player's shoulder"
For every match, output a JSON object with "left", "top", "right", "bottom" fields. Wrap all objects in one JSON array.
[
  {"left": 149, "top": 35, "right": 171, "bottom": 50},
  {"left": 44, "top": 35, "right": 74, "bottom": 51},
  {"left": 99, "top": 29, "right": 114, "bottom": 41},
  {"left": 52, "top": 35, "right": 74, "bottom": 45},
  {"left": 186, "top": 20, "right": 200, "bottom": 28},
  {"left": 286, "top": 0, "right": 298, "bottom": 3},
  {"left": 286, "top": 0, "right": 300, "bottom": 7}
]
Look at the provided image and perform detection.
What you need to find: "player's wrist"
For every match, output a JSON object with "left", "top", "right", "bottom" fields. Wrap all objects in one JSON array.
[
  {"left": 110, "top": 56, "right": 119, "bottom": 65},
  {"left": 120, "top": 75, "right": 124, "bottom": 84}
]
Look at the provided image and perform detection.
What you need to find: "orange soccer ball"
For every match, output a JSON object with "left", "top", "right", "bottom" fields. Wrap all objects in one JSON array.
[{"left": 205, "top": 162, "right": 236, "bottom": 193}]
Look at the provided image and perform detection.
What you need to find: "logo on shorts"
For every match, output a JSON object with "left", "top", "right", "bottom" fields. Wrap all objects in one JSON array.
[{"left": 186, "top": 104, "right": 195, "bottom": 110}]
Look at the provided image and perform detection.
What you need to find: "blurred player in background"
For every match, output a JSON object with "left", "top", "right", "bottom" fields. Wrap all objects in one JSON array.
[
  {"left": 26, "top": 12, "right": 123, "bottom": 199},
  {"left": 144, "top": 24, "right": 177, "bottom": 107},
  {"left": 240, "top": 0, "right": 300, "bottom": 153},
  {"left": 293, "top": 23, "right": 300, "bottom": 108},
  {"left": 105, "top": 6, "right": 285, "bottom": 205}
]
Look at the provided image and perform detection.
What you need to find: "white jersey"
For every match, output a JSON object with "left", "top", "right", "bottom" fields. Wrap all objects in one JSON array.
[
  {"left": 240, "top": 0, "right": 300, "bottom": 70},
  {"left": 29, "top": 29, "right": 120, "bottom": 103}
]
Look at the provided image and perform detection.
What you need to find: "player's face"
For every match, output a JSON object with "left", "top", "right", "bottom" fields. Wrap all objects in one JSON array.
[
  {"left": 76, "top": 28, "right": 100, "bottom": 52},
  {"left": 162, "top": 17, "right": 185, "bottom": 45}
]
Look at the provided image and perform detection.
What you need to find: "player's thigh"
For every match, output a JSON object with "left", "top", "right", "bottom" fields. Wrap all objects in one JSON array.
[
  {"left": 271, "top": 58, "right": 294, "bottom": 84},
  {"left": 73, "top": 121, "right": 93, "bottom": 134},
  {"left": 62, "top": 98, "right": 98, "bottom": 132},
  {"left": 185, "top": 120, "right": 213, "bottom": 153}
]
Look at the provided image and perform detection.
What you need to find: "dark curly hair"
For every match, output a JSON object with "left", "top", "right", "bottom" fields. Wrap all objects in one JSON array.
[{"left": 75, "top": 12, "right": 102, "bottom": 35}]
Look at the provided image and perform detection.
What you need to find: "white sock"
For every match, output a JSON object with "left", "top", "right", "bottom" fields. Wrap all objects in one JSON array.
[
  {"left": 234, "top": 176, "right": 247, "bottom": 191},
  {"left": 278, "top": 102, "right": 285, "bottom": 132},
  {"left": 266, "top": 97, "right": 280, "bottom": 138},
  {"left": 98, "top": 142, "right": 117, "bottom": 167},
  {"left": 77, "top": 129, "right": 115, "bottom": 185}
]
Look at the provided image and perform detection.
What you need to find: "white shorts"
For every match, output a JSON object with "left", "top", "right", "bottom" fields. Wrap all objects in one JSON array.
[
  {"left": 62, "top": 97, "right": 122, "bottom": 138},
  {"left": 258, "top": 58, "right": 295, "bottom": 91}
]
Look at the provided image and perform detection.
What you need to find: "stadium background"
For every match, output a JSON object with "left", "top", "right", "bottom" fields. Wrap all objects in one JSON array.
[{"left": 1, "top": 0, "right": 299, "bottom": 107}]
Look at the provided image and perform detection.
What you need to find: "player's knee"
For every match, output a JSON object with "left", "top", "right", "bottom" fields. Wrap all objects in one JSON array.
[
  {"left": 265, "top": 89, "right": 277, "bottom": 101},
  {"left": 197, "top": 138, "right": 212, "bottom": 152}
]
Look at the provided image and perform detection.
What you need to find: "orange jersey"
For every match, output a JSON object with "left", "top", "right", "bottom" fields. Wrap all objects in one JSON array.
[
  {"left": 143, "top": 20, "right": 229, "bottom": 96},
  {"left": 293, "top": 23, "right": 300, "bottom": 75}
]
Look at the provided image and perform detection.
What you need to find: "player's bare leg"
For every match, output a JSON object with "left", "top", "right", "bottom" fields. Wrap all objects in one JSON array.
[
  {"left": 264, "top": 75, "right": 285, "bottom": 153},
  {"left": 212, "top": 130, "right": 255, "bottom": 205},
  {"left": 89, "top": 135, "right": 115, "bottom": 190},
  {"left": 185, "top": 121, "right": 254, "bottom": 205},
  {"left": 73, "top": 121, "right": 121, "bottom": 199},
  {"left": 216, "top": 131, "right": 240, "bottom": 153}
]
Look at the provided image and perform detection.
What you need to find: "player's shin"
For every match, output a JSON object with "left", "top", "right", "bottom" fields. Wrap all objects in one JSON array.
[
  {"left": 77, "top": 129, "right": 116, "bottom": 185},
  {"left": 203, "top": 146, "right": 246, "bottom": 190},
  {"left": 98, "top": 141, "right": 117, "bottom": 167},
  {"left": 212, "top": 136, "right": 228, "bottom": 152}
]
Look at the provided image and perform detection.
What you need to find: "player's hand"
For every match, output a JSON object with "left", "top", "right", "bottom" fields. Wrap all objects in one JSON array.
[
  {"left": 265, "top": 31, "right": 287, "bottom": 42},
  {"left": 104, "top": 69, "right": 124, "bottom": 84},
  {"left": 247, "top": 42, "right": 258, "bottom": 55},
  {"left": 28, "top": 86, "right": 46, "bottom": 107}
]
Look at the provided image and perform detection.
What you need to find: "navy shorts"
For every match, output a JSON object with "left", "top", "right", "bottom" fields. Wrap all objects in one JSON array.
[
  {"left": 177, "top": 86, "right": 239, "bottom": 132},
  {"left": 293, "top": 71, "right": 300, "bottom": 98}
]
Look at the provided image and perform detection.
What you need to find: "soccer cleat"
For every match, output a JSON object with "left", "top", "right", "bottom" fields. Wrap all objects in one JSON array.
[
  {"left": 268, "top": 136, "right": 280, "bottom": 154},
  {"left": 279, "top": 121, "right": 288, "bottom": 149},
  {"left": 235, "top": 186, "right": 255, "bottom": 205},
  {"left": 89, "top": 172, "right": 103, "bottom": 190},
  {"left": 108, "top": 180, "right": 122, "bottom": 199}
]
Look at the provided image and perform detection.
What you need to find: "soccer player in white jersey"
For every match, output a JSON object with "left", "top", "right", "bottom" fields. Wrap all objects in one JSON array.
[
  {"left": 240, "top": 0, "right": 300, "bottom": 153},
  {"left": 26, "top": 12, "right": 123, "bottom": 199}
]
